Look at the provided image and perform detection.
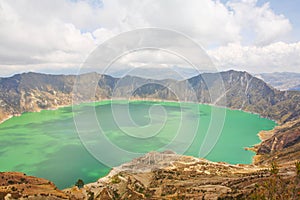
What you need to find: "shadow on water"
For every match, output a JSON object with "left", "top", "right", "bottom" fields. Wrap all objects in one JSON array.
[
  {"left": 0, "top": 112, "right": 73, "bottom": 132},
  {"left": 32, "top": 144, "right": 111, "bottom": 189}
]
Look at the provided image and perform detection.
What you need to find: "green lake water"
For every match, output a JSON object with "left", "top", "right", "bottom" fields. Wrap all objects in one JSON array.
[{"left": 0, "top": 101, "right": 276, "bottom": 189}]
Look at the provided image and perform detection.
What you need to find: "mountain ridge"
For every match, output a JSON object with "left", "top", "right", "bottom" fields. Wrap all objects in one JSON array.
[{"left": 0, "top": 70, "right": 299, "bottom": 124}]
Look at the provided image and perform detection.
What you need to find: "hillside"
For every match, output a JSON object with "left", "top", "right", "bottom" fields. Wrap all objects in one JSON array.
[{"left": 1, "top": 151, "right": 299, "bottom": 199}]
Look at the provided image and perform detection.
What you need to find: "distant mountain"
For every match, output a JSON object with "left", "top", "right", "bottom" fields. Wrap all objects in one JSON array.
[
  {"left": 256, "top": 72, "right": 300, "bottom": 91},
  {"left": 107, "top": 66, "right": 201, "bottom": 80},
  {"left": 290, "top": 84, "right": 300, "bottom": 91}
]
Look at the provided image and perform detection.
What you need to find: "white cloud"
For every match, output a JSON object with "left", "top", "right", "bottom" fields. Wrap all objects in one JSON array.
[
  {"left": 0, "top": 0, "right": 296, "bottom": 76},
  {"left": 114, "top": 50, "right": 188, "bottom": 67},
  {"left": 0, "top": 0, "right": 96, "bottom": 65},
  {"left": 112, "top": 0, "right": 241, "bottom": 46},
  {"left": 92, "top": 28, "right": 119, "bottom": 45},
  {"left": 227, "top": 0, "right": 292, "bottom": 45},
  {"left": 209, "top": 41, "right": 300, "bottom": 73}
]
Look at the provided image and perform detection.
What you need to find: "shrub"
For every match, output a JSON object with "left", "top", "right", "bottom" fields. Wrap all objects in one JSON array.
[
  {"left": 249, "top": 161, "right": 300, "bottom": 199},
  {"left": 75, "top": 179, "right": 84, "bottom": 189}
]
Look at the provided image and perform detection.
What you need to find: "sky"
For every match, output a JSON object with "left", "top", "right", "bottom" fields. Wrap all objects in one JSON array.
[{"left": 0, "top": 0, "right": 300, "bottom": 76}]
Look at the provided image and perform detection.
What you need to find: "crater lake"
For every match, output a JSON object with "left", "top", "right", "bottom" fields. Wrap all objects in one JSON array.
[{"left": 0, "top": 101, "right": 276, "bottom": 188}]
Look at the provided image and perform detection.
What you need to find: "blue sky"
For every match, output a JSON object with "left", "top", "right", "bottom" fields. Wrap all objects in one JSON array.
[
  {"left": 219, "top": 0, "right": 300, "bottom": 43},
  {"left": 249, "top": 0, "right": 300, "bottom": 41},
  {"left": 0, "top": 0, "right": 299, "bottom": 76}
]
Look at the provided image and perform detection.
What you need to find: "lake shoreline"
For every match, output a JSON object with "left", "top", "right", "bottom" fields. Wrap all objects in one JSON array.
[{"left": 0, "top": 98, "right": 277, "bottom": 189}]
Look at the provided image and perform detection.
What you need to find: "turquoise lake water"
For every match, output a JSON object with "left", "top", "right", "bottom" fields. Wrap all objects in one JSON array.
[{"left": 0, "top": 101, "right": 276, "bottom": 189}]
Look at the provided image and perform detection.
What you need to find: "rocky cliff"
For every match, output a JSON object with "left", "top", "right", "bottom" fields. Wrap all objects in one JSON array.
[{"left": 253, "top": 119, "right": 300, "bottom": 165}]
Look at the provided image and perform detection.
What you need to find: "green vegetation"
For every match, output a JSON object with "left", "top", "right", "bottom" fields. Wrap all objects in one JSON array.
[
  {"left": 75, "top": 179, "right": 84, "bottom": 189},
  {"left": 111, "top": 175, "right": 121, "bottom": 184},
  {"left": 250, "top": 161, "right": 300, "bottom": 199}
]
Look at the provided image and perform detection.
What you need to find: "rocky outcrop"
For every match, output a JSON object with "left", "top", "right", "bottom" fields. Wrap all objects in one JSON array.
[
  {"left": 257, "top": 119, "right": 300, "bottom": 154},
  {"left": 0, "top": 172, "right": 68, "bottom": 199},
  {"left": 254, "top": 119, "right": 300, "bottom": 165},
  {"left": 1, "top": 151, "right": 299, "bottom": 199},
  {"left": 76, "top": 151, "right": 298, "bottom": 200},
  {"left": 76, "top": 151, "right": 266, "bottom": 199}
]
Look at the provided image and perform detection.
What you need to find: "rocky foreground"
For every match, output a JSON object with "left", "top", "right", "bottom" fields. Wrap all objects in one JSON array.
[
  {"left": 1, "top": 151, "right": 299, "bottom": 200},
  {"left": 65, "top": 151, "right": 269, "bottom": 199},
  {"left": 0, "top": 172, "right": 67, "bottom": 199}
]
